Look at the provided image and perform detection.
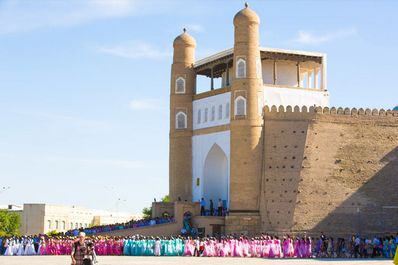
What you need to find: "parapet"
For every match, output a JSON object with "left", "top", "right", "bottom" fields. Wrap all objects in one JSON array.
[{"left": 263, "top": 105, "right": 398, "bottom": 123}]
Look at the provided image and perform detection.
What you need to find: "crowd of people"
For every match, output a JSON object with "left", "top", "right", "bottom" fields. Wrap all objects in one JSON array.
[
  {"left": 65, "top": 216, "right": 175, "bottom": 236},
  {"left": 2, "top": 232, "right": 398, "bottom": 261}
]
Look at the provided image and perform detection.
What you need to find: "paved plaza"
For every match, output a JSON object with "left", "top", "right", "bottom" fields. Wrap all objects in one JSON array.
[{"left": 0, "top": 256, "right": 393, "bottom": 265}]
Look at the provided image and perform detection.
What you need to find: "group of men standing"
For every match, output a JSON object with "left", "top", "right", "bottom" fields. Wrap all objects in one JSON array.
[{"left": 200, "top": 198, "right": 224, "bottom": 216}]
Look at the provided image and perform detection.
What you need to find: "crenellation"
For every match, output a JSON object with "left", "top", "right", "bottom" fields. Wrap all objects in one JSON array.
[{"left": 168, "top": 4, "right": 398, "bottom": 237}]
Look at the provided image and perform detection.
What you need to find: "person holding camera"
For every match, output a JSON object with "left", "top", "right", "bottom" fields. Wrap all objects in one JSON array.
[{"left": 71, "top": 232, "right": 97, "bottom": 265}]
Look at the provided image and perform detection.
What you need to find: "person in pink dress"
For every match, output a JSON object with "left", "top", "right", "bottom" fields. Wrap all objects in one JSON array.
[
  {"left": 293, "top": 237, "right": 300, "bottom": 257},
  {"left": 274, "top": 237, "right": 281, "bottom": 258},
  {"left": 282, "top": 237, "right": 290, "bottom": 257}
]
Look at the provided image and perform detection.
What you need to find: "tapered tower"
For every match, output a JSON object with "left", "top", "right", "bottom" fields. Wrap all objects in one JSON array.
[
  {"left": 227, "top": 3, "right": 264, "bottom": 234},
  {"left": 169, "top": 29, "right": 196, "bottom": 202}
]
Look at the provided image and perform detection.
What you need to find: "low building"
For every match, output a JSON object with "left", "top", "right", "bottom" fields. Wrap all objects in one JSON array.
[{"left": 17, "top": 203, "right": 140, "bottom": 235}]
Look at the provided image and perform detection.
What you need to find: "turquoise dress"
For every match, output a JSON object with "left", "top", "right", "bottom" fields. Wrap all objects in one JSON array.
[
  {"left": 146, "top": 239, "right": 155, "bottom": 256},
  {"left": 175, "top": 238, "right": 184, "bottom": 256},
  {"left": 130, "top": 240, "right": 137, "bottom": 256},
  {"left": 161, "top": 240, "right": 167, "bottom": 256},
  {"left": 123, "top": 240, "right": 130, "bottom": 256}
]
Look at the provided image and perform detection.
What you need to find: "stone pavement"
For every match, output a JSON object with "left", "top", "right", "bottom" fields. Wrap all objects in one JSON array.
[{"left": 0, "top": 256, "right": 393, "bottom": 265}]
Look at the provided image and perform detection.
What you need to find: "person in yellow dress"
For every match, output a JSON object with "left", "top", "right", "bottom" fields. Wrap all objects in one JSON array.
[{"left": 394, "top": 246, "right": 398, "bottom": 265}]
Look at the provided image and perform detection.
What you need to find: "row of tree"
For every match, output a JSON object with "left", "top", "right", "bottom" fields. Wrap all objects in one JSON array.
[{"left": 0, "top": 210, "right": 21, "bottom": 237}]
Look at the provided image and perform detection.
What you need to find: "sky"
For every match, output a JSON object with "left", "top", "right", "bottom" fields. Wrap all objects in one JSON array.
[{"left": 0, "top": 0, "right": 397, "bottom": 214}]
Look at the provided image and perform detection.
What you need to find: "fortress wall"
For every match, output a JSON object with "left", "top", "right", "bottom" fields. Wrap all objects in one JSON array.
[{"left": 261, "top": 106, "right": 398, "bottom": 236}]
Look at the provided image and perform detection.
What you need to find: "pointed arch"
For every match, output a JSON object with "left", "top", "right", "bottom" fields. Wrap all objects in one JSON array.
[
  {"left": 236, "top": 58, "right": 246, "bottom": 78},
  {"left": 175, "top": 77, "right": 186, "bottom": 94},
  {"left": 203, "top": 144, "right": 229, "bottom": 207},
  {"left": 176, "top": 111, "right": 187, "bottom": 129},
  {"left": 234, "top": 96, "right": 247, "bottom": 116}
]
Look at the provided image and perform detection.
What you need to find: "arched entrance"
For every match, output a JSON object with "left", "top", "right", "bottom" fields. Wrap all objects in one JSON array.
[{"left": 203, "top": 144, "right": 228, "bottom": 207}]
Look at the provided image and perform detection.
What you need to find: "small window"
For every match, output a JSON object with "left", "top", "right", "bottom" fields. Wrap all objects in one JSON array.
[
  {"left": 55, "top": 220, "right": 59, "bottom": 229},
  {"left": 197, "top": 109, "right": 201, "bottom": 124},
  {"left": 70, "top": 222, "right": 73, "bottom": 229},
  {"left": 218, "top": 105, "right": 223, "bottom": 120},
  {"left": 176, "top": 111, "right": 187, "bottom": 129},
  {"left": 48, "top": 220, "right": 52, "bottom": 229},
  {"left": 204, "top": 108, "right": 208, "bottom": 122},
  {"left": 62, "top": 221, "right": 66, "bottom": 230},
  {"left": 236, "top": 58, "right": 246, "bottom": 78},
  {"left": 226, "top": 102, "right": 230, "bottom": 118},
  {"left": 79, "top": 223, "right": 82, "bottom": 228},
  {"left": 75, "top": 223, "right": 78, "bottom": 229},
  {"left": 175, "top": 77, "right": 185, "bottom": 94},
  {"left": 235, "top": 96, "right": 246, "bottom": 116},
  {"left": 211, "top": 106, "right": 215, "bottom": 121}
]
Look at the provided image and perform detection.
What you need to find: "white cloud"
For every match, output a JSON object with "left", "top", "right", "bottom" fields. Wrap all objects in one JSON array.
[
  {"left": 96, "top": 41, "right": 172, "bottom": 60},
  {"left": 0, "top": 0, "right": 137, "bottom": 34},
  {"left": 291, "top": 27, "right": 358, "bottom": 45},
  {"left": 16, "top": 111, "right": 112, "bottom": 130},
  {"left": 128, "top": 99, "right": 164, "bottom": 111},
  {"left": 184, "top": 24, "right": 205, "bottom": 33}
]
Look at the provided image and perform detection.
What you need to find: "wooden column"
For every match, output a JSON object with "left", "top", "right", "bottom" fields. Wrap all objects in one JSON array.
[
  {"left": 210, "top": 67, "right": 214, "bottom": 90},
  {"left": 226, "top": 63, "right": 230, "bottom": 86},
  {"left": 297, "top": 62, "right": 301, "bottom": 87}
]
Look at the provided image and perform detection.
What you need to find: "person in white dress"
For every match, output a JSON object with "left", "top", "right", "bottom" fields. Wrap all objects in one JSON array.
[
  {"left": 154, "top": 237, "right": 161, "bottom": 256},
  {"left": 4, "top": 239, "right": 13, "bottom": 256}
]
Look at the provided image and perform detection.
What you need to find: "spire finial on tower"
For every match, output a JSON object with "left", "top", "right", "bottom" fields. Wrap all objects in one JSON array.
[
  {"left": 183, "top": 28, "right": 187, "bottom": 33},
  {"left": 245, "top": 2, "right": 249, "bottom": 8}
]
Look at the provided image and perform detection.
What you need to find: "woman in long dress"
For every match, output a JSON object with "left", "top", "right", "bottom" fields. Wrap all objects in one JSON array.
[
  {"left": 4, "top": 238, "right": 13, "bottom": 256},
  {"left": 153, "top": 237, "right": 161, "bottom": 256}
]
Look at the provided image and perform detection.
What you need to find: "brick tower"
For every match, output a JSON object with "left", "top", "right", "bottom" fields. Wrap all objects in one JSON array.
[
  {"left": 169, "top": 29, "right": 196, "bottom": 202},
  {"left": 227, "top": 3, "right": 264, "bottom": 234}
]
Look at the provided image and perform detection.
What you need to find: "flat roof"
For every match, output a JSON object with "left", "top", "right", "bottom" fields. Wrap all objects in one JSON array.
[{"left": 194, "top": 47, "right": 325, "bottom": 69}]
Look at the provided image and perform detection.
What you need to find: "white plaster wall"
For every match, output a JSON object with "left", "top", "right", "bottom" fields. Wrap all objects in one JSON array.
[
  {"left": 263, "top": 85, "right": 330, "bottom": 108},
  {"left": 275, "top": 60, "right": 298, "bottom": 87},
  {"left": 192, "top": 131, "right": 230, "bottom": 206},
  {"left": 262, "top": 60, "right": 274, "bottom": 84},
  {"left": 193, "top": 92, "right": 231, "bottom": 130}
]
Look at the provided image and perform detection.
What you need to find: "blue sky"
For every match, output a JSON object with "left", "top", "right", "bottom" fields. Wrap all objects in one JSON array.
[{"left": 0, "top": 0, "right": 397, "bottom": 214}]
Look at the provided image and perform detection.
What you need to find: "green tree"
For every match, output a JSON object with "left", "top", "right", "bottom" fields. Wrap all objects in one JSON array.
[
  {"left": 161, "top": 195, "right": 170, "bottom": 203},
  {"left": 141, "top": 194, "right": 170, "bottom": 219},
  {"left": 0, "top": 210, "right": 21, "bottom": 236},
  {"left": 142, "top": 207, "right": 152, "bottom": 218}
]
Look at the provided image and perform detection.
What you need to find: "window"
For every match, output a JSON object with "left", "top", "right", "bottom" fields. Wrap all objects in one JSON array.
[
  {"left": 204, "top": 108, "right": 208, "bottom": 122},
  {"left": 234, "top": 96, "right": 247, "bottom": 116},
  {"left": 176, "top": 112, "right": 187, "bottom": 129},
  {"left": 197, "top": 109, "right": 201, "bottom": 124},
  {"left": 85, "top": 223, "right": 88, "bottom": 228},
  {"left": 236, "top": 58, "right": 246, "bottom": 78},
  {"left": 175, "top": 77, "right": 185, "bottom": 94},
  {"left": 62, "top": 221, "right": 66, "bottom": 230},
  {"left": 70, "top": 222, "right": 73, "bottom": 229},
  {"left": 218, "top": 105, "right": 223, "bottom": 120},
  {"left": 211, "top": 106, "right": 215, "bottom": 121},
  {"left": 75, "top": 223, "right": 78, "bottom": 229},
  {"left": 48, "top": 220, "right": 52, "bottom": 229},
  {"left": 79, "top": 223, "right": 82, "bottom": 228},
  {"left": 226, "top": 102, "right": 230, "bottom": 118},
  {"left": 55, "top": 220, "right": 59, "bottom": 229}
]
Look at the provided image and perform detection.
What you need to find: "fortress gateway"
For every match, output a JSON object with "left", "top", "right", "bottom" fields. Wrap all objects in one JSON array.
[{"left": 107, "top": 5, "right": 398, "bottom": 238}]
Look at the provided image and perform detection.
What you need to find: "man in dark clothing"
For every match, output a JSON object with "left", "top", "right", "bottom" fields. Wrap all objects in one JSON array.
[{"left": 209, "top": 199, "right": 214, "bottom": 216}]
